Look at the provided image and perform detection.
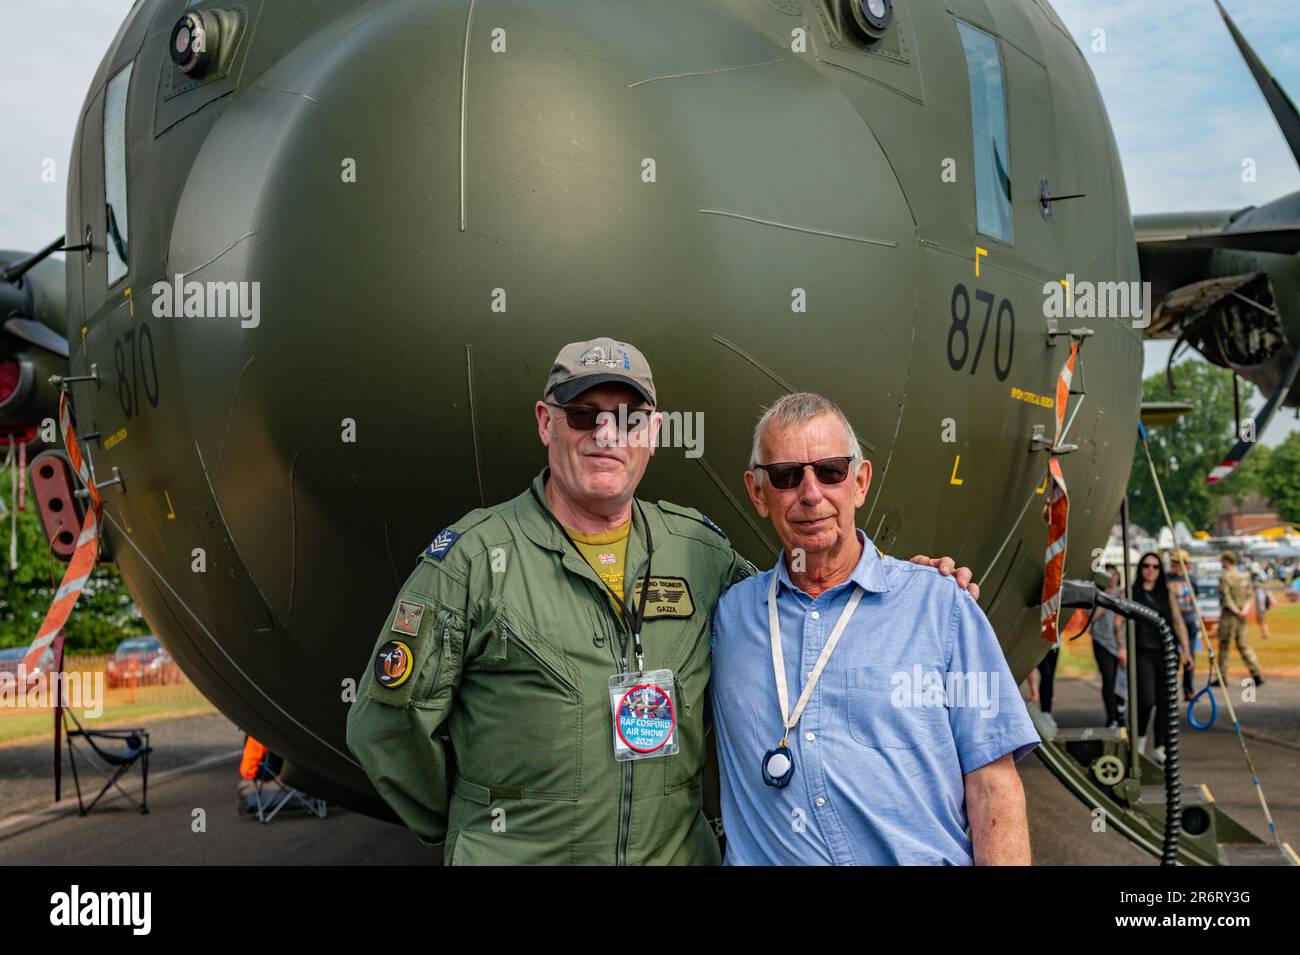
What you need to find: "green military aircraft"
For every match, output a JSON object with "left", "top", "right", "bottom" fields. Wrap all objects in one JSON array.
[
  {"left": 1, "top": 0, "right": 1292, "bottom": 864},
  {"left": 1140, "top": 1, "right": 1300, "bottom": 484}
]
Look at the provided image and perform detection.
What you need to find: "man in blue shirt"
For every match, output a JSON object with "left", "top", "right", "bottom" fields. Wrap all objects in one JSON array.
[{"left": 711, "top": 393, "right": 1039, "bottom": 865}]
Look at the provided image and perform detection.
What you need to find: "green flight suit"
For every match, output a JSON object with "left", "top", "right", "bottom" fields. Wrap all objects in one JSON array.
[{"left": 346, "top": 469, "right": 754, "bottom": 865}]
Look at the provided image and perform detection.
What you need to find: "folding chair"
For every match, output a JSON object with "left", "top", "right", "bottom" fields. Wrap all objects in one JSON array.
[
  {"left": 63, "top": 709, "right": 151, "bottom": 816},
  {"left": 240, "top": 747, "right": 327, "bottom": 823}
]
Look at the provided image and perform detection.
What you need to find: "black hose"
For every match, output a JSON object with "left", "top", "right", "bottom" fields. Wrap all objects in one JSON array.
[{"left": 1059, "top": 580, "right": 1181, "bottom": 864}]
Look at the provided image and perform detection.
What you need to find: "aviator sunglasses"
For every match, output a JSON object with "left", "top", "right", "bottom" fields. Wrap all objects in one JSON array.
[{"left": 753, "top": 456, "right": 854, "bottom": 490}]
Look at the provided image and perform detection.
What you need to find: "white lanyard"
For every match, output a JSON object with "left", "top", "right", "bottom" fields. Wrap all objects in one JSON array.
[{"left": 767, "top": 566, "right": 863, "bottom": 742}]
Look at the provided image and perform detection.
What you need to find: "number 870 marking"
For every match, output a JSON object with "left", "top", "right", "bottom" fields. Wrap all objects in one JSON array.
[{"left": 947, "top": 283, "right": 1014, "bottom": 381}]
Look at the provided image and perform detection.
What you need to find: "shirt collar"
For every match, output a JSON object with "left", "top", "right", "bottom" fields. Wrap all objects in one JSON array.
[{"left": 773, "top": 528, "right": 889, "bottom": 598}]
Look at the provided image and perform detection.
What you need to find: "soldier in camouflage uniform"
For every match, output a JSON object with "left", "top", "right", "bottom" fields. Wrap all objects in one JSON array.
[{"left": 1216, "top": 551, "right": 1263, "bottom": 687}]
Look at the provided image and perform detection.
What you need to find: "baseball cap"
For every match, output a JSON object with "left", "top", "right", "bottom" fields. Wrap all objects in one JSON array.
[{"left": 543, "top": 338, "right": 656, "bottom": 406}]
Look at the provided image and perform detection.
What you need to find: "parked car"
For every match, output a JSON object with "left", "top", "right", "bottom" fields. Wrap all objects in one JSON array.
[
  {"left": 0, "top": 645, "right": 55, "bottom": 686},
  {"left": 1192, "top": 560, "right": 1222, "bottom": 636},
  {"left": 106, "top": 635, "right": 172, "bottom": 688}
]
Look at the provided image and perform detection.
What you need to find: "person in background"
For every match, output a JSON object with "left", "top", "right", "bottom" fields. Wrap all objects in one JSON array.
[
  {"left": 1166, "top": 551, "right": 1200, "bottom": 702},
  {"left": 1090, "top": 568, "right": 1126, "bottom": 727},
  {"left": 1217, "top": 551, "right": 1264, "bottom": 688},
  {"left": 1130, "top": 552, "right": 1192, "bottom": 765},
  {"left": 1253, "top": 569, "right": 1273, "bottom": 640}
]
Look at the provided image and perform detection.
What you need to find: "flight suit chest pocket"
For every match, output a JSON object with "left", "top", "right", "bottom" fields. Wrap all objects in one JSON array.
[
  {"left": 845, "top": 665, "right": 943, "bottom": 749},
  {"left": 466, "top": 604, "right": 583, "bottom": 800},
  {"left": 480, "top": 606, "right": 580, "bottom": 700}
]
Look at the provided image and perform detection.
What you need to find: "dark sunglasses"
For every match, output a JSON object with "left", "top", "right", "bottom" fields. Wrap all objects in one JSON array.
[
  {"left": 753, "top": 456, "right": 853, "bottom": 490},
  {"left": 545, "top": 402, "right": 651, "bottom": 433},
  {"left": 1140, "top": 562, "right": 1160, "bottom": 570}
]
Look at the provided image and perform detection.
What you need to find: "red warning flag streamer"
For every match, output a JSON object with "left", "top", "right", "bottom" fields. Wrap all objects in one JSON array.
[
  {"left": 1039, "top": 342, "right": 1079, "bottom": 645},
  {"left": 22, "top": 390, "right": 103, "bottom": 797}
]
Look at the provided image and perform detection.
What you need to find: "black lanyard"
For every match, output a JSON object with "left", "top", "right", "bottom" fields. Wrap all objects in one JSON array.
[{"left": 530, "top": 484, "right": 654, "bottom": 672}]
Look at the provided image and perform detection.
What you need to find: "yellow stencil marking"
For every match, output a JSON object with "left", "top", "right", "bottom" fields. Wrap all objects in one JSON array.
[
  {"left": 1010, "top": 387, "right": 1054, "bottom": 408},
  {"left": 164, "top": 489, "right": 175, "bottom": 520},
  {"left": 975, "top": 246, "right": 987, "bottom": 277},
  {"left": 1059, "top": 277, "right": 1070, "bottom": 310},
  {"left": 1035, "top": 473, "right": 1049, "bottom": 495},
  {"left": 102, "top": 427, "right": 128, "bottom": 450},
  {"left": 124, "top": 286, "right": 133, "bottom": 318},
  {"left": 949, "top": 455, "right": 964, "bottom": 486}
]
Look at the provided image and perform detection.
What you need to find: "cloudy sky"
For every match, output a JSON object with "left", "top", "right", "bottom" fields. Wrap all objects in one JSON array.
[{"left": 2, "top": 0, "right": 1298, "bottom": 439}]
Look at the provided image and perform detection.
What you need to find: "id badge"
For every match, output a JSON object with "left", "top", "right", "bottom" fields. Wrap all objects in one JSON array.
[{"left": 609, "top": 669, "right": 680, "bottom": 762}]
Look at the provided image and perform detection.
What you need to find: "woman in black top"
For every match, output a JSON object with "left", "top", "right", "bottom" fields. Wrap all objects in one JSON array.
[{"left": 1130, "top": 552, "right": 1192, "bottom": 764}]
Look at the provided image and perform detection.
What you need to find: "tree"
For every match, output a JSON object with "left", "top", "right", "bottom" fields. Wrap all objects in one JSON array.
[
  {"left": 1260, "top": 430, "right": 1300, "bottom": 523},
  {"left": 1228, "top": 441, "right": 1273, "bottom": 505},
  {"left": 1128, "top": 360, "right": 1242, "bottom": 532},
  {"left": 0, "top": 460, "right": 150, "bottom": 653}
]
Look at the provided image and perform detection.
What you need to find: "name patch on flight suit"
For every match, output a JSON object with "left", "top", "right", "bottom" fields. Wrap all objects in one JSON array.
[{"left": 639, "top": 577, "right": 694, "bottom": 618}]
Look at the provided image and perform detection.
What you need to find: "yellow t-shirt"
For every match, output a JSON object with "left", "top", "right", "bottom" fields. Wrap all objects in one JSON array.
[{"left": 568, "top": 521, "right": 631, "bottom": 609}]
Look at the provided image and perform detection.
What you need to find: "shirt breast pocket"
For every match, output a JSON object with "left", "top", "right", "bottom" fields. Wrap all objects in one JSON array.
[{"left": 844, "top": 665, "right": 943, "bottom": 749}]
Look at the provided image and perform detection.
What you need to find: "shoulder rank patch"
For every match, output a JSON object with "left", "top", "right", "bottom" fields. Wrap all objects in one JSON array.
[
  {"left": 374, "top": 640, "right": 415, "bottom": 689},
  {"left": 657, "top": 500, "right": 728, "bottom": 539},
  {"left": 699, "top": 514, "right": 727, "bottom": 539},
  {"left": 425, "top": 528, "right": 461, "bottom": 559},
  {"left": 391, "top": 600, "right": 425, "bottom": 636},
  {"left": 639, "top": 576, "right": 695, "bottom": 618}
]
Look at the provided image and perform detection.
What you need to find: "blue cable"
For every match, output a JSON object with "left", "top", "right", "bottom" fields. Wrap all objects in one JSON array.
[{"left": 1188, "top": 681, "right": 1217, "bottom": 730}]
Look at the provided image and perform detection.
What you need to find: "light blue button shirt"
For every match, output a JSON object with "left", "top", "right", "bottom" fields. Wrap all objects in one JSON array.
[{"left": 710, "top": 530, "right": 1039, "bottom": 865}]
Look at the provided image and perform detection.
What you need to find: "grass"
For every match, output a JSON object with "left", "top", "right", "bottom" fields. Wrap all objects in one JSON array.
[
  {"left": 1057, "top": 583, "right": 1300, "bottom": 679},
  {"left": 0, "top": 697, "right": 216, "bottom": 747}
]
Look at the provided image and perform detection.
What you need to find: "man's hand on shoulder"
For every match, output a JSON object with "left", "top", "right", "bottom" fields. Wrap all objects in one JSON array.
[{"left": 909, "top": 554, "right": 979, "bottom": 601}]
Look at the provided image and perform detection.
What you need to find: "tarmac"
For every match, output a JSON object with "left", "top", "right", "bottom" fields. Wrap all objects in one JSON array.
[{"left": 0, "top": 676, "right": 1294, "bottom": 865}]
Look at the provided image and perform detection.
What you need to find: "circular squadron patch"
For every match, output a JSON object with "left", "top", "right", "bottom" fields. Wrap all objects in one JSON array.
[
  {"left": 375, "top": 640, "right": 414, "bottom": 689},
  {"left": 615, "top": 683, "right": 676, "bottom": 753}
]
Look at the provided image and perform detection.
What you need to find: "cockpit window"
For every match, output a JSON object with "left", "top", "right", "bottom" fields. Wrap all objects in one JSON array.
[
  {"left": 956, "top": 22, "right": 1013, "bottom": 244},
  {"left": 103, "top": 62, "right": 133, "bottom": 286}
]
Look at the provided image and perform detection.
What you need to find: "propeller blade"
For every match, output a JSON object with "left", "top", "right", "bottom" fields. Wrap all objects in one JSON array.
[
  {"left": 3, "top": 317, "right": 70, "bottom": 359},
  {"left": 1205, "top": 345, "right": 1300, "bottom": 483},
  {"left": 1216, "top": 0, "right": 1300, "bottom": 170}
]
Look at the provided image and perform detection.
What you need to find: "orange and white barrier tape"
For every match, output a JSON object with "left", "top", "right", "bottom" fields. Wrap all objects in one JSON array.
[
  {"left": 23, "top": 390, "right": 103, "bottom": 670},
  {"left": 1039, "top": 342, "right": 1078, "bottom": 645}
]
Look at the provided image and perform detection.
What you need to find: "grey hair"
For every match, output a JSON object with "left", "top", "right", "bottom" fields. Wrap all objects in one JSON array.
[{"left": 748, "top": 393, "right": 866, "bottom": 484}]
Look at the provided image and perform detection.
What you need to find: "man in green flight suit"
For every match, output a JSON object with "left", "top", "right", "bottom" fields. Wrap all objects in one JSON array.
[{"left": 346, "top": 337, "right": 974, "bottom": 865}]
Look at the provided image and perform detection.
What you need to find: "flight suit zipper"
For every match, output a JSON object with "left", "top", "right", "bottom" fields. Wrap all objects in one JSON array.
[
  {"left": 603, "top": 602, "right": 634, "bottom": 866},
  {"left": 425, "top": 615, "right": 450, "bottom": 697}
]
